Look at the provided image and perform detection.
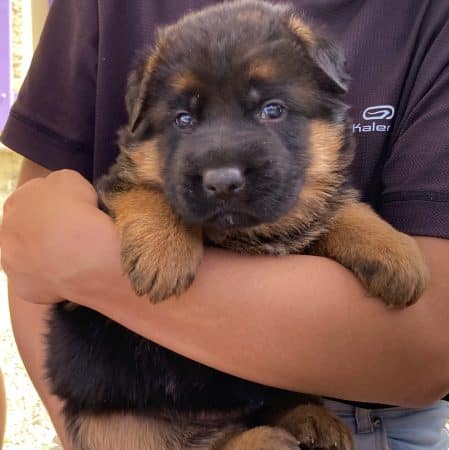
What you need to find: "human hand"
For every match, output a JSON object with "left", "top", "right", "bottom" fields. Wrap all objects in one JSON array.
[{"left": 0, "top": 170, "right": 121, "bottom": 304}]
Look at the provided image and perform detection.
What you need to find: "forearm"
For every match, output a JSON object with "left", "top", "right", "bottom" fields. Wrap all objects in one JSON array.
[
  {"left": 70, "top": 237, "right": 449, "bottom": 407},
  {"left": 5, "top": 160, "right": 448, "bottom": 408},
  {"left": 6, "top": 158, "right": 74, "bottom": 449},
  {"left": 8, "top": 288, "right": 75, "bottom": 450}
]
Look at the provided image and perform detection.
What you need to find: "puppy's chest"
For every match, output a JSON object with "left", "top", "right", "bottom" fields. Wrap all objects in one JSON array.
[{"left": 204, "top": 227, "right": 320, "bottom": 256}]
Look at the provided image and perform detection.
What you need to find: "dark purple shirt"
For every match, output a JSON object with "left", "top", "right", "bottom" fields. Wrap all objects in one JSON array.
[
  {"left": 2, "top": 0, "right": 449, "bottom": 240},
  {"left": 1, "top": 0, "right": 449, "bottom": 403}
]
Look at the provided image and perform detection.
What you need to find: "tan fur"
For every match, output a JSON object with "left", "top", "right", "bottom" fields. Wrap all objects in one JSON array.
[
  {"left": 305, "top": 120, "right": 345, "bottom": 181},
  {"left": 288, "top": 15, "right": 316, "bottom": 47},
  {"left": 311, "top": 202, "right": 429, "bottom": 307},
  {"left": 74, "top": 411, "right": 352, "bottom": 450},
  {"left": 247, "top": 59, "right": 279, "bottom": 82},
  {"left": 74, "top": 413, "right": 242, "bottom": 450},
  {"left": 146, "top": 52, "right": 160, "bottom": 74},
  {"left": 273, "top": 404, "right": 353, "bottom": 450},
  {"left": 170, "top": 71, "right": 204, "bottom": 93},
  {"left": 105, "top": 187, "right": 203, "bottom": 302},
  {"left": 127, "top": 138, "right": 163, "bottom": 184},
  {"left": 217, "top": 426, "right": 299, "bottom": 450},
  {"left": 292, "top": 119, "right": 348, "bottom": 221},
  {"left": 75, "top": 414, "right": 175, "bottom": 450}
]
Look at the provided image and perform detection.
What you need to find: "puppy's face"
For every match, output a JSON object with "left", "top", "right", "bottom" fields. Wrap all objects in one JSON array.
[{"left": 122, "top": 1, "right": 350, "bottom": 230}]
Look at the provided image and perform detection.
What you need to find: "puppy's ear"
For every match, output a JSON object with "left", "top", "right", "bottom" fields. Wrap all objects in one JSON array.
[
  {"left": 125, "top": 55, "right": 153, "bottom": 134},
  {"left": 289, "top": 15, "right": 350, "bottom": 94},
  {"left": 309, "top": 37, "right": 350, "bottom": 94}
]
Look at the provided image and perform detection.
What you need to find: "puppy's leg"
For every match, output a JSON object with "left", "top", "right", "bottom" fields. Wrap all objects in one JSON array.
[
  {"left": 310, "top": 202, "right": 428, "bottom": 308},
  {"left": 270, "top": 404, "right": 353, "bottom": 450},
  {"left": 73, "top": 413, "right": 277, "bottom": 450},
  {"left": 71, "top": 413, "right": 178, "bottom": 450},
  {"left": 72, "top": 413, "right": 244, "bottom": 450},
  {"left": 103, "top": 186, "right": 203, "bottom": 302},
  {"left": 215, "top": 426, "right": 299, "bottom": 450}
]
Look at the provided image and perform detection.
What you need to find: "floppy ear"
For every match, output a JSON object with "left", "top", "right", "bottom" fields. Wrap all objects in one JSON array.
[
  {"left": 125, "top": 55, "right": 153, "bottom": 134},
  {"left": 289, "top": 15, "right": 350, "bottom": 94},
  {"left": 309, "top": 37, "right": 350, "bottom": 94}
]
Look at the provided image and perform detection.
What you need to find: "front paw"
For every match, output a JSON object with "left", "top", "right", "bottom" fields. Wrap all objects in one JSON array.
[
  {"left": 221, "top": 426, "right": 300, "bottom": 450},
  {"left": 121, "top": 217, "right": 203, "bottom": 303},
  {"left": 353, "top": 232, "right": 428, "bottom": 308},
  {"left": 276, "top": 405, "right": 353, "bottom": 450}
]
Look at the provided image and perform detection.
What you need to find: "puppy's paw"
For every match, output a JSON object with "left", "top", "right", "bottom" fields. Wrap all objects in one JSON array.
[
  {"left": 221, "top": 426, "right": 299, "bottom": 450},
  {"left": 120, "top": 216, "right": 203, "bottom": 303},
  {"left": 104, "top": 187, "right": 204, "bottom": 303},
  {"left": 352, "top": 232, "right": 428, "bottom": 308},
  {"left": 313, "top": 202, "right": 428, "bottom": 309},
  {"left": 276, "top": 405, "right": 353, "bottom": 450}
]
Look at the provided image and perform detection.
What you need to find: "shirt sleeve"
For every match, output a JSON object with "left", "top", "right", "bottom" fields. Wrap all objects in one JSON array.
[
  {"left": 0, "top": 0, "right": 98, "bottom": 180},
  {"left": 379, "top": 7, "right": 449, "bottom": 239}
]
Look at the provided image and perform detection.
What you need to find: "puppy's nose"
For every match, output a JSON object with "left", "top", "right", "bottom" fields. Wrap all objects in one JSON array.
[{"left": 203, "top": 167, "right": 245, "bottom": 198}]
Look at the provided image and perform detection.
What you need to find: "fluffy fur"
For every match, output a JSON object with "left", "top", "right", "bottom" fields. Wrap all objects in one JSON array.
[{"left": 46, "top": 1, "right": 428, "bottom": 449}]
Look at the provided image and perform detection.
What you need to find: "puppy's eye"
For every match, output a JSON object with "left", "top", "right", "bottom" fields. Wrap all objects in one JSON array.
[
  {"left": 259, "top": 102, "right": 285, "bottom": 121},
  {"left": 175, "top": 112, "right": 194, "bottom": 129}
]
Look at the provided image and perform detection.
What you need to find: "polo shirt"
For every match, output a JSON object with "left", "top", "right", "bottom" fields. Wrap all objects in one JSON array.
[{"left": 1, "top": 0, "right": 449, "bottom": 405}]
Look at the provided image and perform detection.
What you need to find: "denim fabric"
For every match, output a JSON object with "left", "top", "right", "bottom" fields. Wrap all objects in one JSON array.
[{"left": 324, "top": 399, "right": 449, "bottom": 450}]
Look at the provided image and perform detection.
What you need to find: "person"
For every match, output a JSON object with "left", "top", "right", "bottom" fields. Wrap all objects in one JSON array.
[{"left": 1, "top": 1, "right": 449, "bottom": 449}]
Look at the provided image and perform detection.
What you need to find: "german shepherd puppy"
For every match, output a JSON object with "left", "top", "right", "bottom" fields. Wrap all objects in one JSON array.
[{"left": 46, "top": 1, "right": 428, "bottom": 449}]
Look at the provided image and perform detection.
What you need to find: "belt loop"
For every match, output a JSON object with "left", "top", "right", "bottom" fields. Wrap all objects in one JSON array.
[{"left": 355, "top": 407, "right": 374, "bottom": 434}]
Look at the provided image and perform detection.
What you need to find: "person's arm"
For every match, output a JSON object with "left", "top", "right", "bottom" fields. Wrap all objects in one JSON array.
[
  {"left": 74, "top": 234, "right": 449, "bottom": 407},
  {"left": 4, "top": 159, "right": 75, "bottom": 450},
  {"left": 2, "top": 160, "right": 449, "bottom": 410}
]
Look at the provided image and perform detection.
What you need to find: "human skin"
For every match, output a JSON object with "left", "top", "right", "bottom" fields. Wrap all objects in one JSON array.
[{"left": 1, "top": 158, "right": 449, "bottom": 447}]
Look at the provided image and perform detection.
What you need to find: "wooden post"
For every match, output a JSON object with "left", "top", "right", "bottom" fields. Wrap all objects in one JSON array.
[{"left": 31, "top": 0, "right": 49, "bottom": 50}]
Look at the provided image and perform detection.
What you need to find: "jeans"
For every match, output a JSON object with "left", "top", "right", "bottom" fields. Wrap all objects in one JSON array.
[{"left": 323, "top": 399, "right": 449, "bottom": 450}]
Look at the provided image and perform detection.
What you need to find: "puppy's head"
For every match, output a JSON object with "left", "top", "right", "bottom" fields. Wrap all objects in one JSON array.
[{"left": 121, "top": 0, "right": 351, "bottom": 231}]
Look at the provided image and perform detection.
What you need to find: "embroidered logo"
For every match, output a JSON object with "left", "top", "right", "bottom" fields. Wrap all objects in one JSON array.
[
  {"left": 353, "top": 105, "right": 395, "bottom": 134},
  {"left": 362, "top": 105, "right": 395, "bottom": 121}
]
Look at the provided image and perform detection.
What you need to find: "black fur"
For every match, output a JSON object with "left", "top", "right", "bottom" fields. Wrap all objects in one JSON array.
[
  {"left": 47, "top": 303, "right": 307, "bottom": 419},
  {"left": 46, "top": 0, "right": 350, "bottom": 446}
]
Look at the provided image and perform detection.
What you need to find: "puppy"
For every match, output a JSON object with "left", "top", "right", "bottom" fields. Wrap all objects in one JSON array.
[{"left": 46, "top": 1, "right": 428, "bottom": 449}]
